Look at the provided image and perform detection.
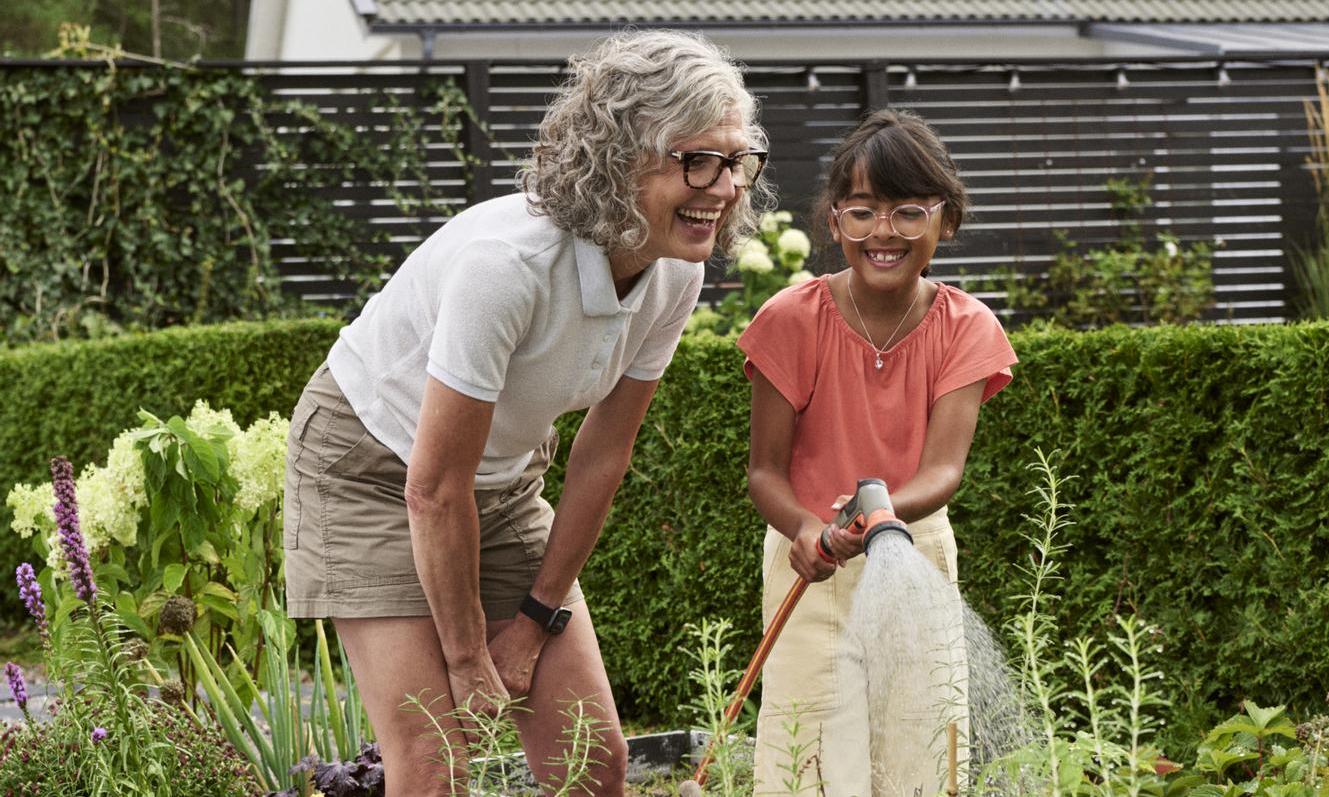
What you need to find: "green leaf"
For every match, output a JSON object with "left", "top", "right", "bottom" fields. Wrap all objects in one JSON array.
[
  {"left": 1243, "top": 702, "right": 1299, "bottom": 741},
  {"left": 138, "top": 590, "right": 170, "bottom": 619},
  {"left": 1244, "top": 702, "right": 1287, "bottom": 730},
  {"left": 198, "top": 593, "right": 239, "bottom": 621},
  {"left": 162, "top": 563, "right": 187, "bottom": 594},
  {"left": 114, "top": 592, "right": 153, "bottom": 639},
  {"left": 182, "top": 431, "right": 222, "bottom": 484},
  {"left": 198, "top": 581, "right": 238, "bottom": 603},
  {"left": 1197, "top": 748, "right": 1260, "bottom": 777},
  {"left": 196, "top": 539, "right": 221, "bottom": 565}
]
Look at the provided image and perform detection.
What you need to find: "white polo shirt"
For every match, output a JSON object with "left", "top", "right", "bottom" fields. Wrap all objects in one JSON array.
[{"left": 327, "top": 193, "right": 704, "bottom": 488}]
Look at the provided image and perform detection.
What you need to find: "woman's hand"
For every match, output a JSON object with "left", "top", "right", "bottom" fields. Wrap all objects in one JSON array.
[
  {"left": 487, "top": 618, "right": 549, "bottom": 698},
  {"left": 445, "top": 651, "right": 510, "bottom": 719},
  {"left": 789, "top": 519, "right": 838, "bottom": 582}
]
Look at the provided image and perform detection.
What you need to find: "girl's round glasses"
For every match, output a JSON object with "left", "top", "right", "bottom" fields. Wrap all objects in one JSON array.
[
  {"left": 831, "top": 200, "right": 946, "bottom": 241},
  {"left": 668, "top": 149, "right": 769, "bottom": 190}
]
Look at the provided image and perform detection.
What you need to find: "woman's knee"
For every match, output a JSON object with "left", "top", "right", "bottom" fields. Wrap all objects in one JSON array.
[{"left": 380, "top": 730, "right": 468, "bottom": 796}]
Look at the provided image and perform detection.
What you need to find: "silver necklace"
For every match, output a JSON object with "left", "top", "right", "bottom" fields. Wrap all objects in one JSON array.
[{"left": 846, "top": 277, "right": 921, "bottom": 370}]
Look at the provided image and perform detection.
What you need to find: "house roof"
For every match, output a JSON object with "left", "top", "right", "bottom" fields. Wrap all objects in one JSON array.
[{"left": 354, "top": 1, "right": 1329, "bottom": 28}]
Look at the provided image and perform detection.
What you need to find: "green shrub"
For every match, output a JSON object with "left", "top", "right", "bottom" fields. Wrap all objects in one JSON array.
[
  {"left": 1000, "top": 177, "right": 1216, "bottom": 327},
  {"left": 0, "top": 319, "right": 339, "bottom": 617},
  {"left": 3, "top": 319, "right": 1327, "bottom": 762},
  {"left": 571, "top": 323, "right": 1329, "bottom": 758}
]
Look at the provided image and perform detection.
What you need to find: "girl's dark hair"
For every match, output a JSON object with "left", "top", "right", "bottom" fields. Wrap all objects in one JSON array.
[{"left": 812, "top": 108, "right": 968, "bottom": 274}]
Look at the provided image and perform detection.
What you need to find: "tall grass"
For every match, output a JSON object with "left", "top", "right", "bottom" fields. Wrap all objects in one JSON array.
[{"left": 1294, "top": 65, "right": 1329, "bottom": 319}]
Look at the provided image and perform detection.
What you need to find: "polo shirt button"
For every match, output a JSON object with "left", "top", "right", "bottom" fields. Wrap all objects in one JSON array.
[
  {"left": 593, "top": 360, "right": 602, "bottom": 369},
  {"left": 602, "top": 333, "right": 612, "bottom": 342}
]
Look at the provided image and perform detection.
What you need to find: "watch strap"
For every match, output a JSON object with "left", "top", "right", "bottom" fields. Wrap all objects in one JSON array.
[{"left": 519, "top": 593, "right": 571, "bottom": 634}]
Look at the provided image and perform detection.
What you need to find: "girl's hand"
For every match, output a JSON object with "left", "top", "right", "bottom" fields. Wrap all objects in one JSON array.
[
  {"left": 829, "top": 494, "right": 854, "bottom": 514},
  {"left": 790, "top": 520, "right": 838, "bottom": 582},
  {"left": 822, "top": 524, "right": 866, "bottom": 561},
  {"left": 822, "top": 494, "right": 865, "bottom": 561}
]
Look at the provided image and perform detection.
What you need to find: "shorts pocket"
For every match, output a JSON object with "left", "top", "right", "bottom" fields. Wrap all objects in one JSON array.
[{"left": 282, "top": 399, "right": 322, "bottom": 551}]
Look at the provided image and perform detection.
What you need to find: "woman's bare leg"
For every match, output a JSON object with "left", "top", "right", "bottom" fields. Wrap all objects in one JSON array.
[
  {"left": 334, "top": 616, "right": 467, "bottom": 797},
  {"left": 502, "top": 602, "right": 628, "bottom": 795}
]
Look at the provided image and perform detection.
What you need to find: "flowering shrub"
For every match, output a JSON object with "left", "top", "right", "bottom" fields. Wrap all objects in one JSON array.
[
  {"left": 687, "top": 210, "right": 814, "bottom": 336},
  {"left": 5, "top": 400, "right": 288, "bottom": 702},
  {"left": 1000, "top": 177, "right": 1216, "bottom": 327},
  {"left": 0, "top": 457, "right": 260, "bottom": 796}
]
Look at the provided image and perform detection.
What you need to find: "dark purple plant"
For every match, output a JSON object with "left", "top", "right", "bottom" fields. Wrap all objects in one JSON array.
[
  {"left": 4, "top": 662, "right": 28, "bottom": 721},
  {"left": 91, "top": 727, "right": 108, "bottom": 744},
  {"left": 15, "top": 562, "right": 47, "bottom": 637},
  {"left": 275, "top": 743, "right": 384, "bottom": 797},
  {"left": 50, "top": 457, "right": 96, "bottom": 604}
]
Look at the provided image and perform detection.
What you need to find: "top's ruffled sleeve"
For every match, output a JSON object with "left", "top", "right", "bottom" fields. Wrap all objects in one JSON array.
[
  {"left": 737, "top": 284, "right": 821, "bottom": 412},
  {"left": 934, "top": 292, "right": 1018, "bottom": 404}
]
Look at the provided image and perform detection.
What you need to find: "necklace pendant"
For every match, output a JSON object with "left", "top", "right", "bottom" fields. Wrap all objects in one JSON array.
[{"left": 874, "top": 355, "right": 884, "bottom": 370}]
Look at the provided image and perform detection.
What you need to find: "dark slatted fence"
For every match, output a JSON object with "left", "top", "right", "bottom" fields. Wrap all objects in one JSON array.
[{"left": 256, "top": 57, "right": 1324, "bottom": 322}]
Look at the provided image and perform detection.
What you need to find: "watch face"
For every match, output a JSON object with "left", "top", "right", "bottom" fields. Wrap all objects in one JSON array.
[{"left": 549, "top": 608, "right": 573, "bottom": 635}]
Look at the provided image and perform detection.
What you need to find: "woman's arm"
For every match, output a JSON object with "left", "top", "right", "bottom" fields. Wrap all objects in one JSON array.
[
  {"left": 747, "top": 366, "right": 837, "bottom": 582},
  {"left": 486, "top": 373, "right": 660, "bottom": 695},
  {"left": 405, "top": 376, "right": 505, "bottom": 709}
]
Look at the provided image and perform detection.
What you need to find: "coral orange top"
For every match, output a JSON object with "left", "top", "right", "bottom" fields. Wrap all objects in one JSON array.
[{"left": 737, "top": 276, "right": 1018, "bottom": 522}]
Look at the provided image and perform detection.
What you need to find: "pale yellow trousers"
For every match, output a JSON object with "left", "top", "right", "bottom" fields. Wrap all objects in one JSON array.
[{"left": 753, "top": 507, "right": 970, "bottom": 797}]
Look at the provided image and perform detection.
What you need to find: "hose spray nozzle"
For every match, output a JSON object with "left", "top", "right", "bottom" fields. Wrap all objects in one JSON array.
[
  {"left": 817, "top": 478, "right": 911, "bottom": 561},
  {"left": 862, "top": 515, "right": 912, "bottom": 555}
]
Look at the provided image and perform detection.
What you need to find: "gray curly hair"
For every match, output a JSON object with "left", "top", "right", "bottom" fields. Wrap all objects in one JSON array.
[{"left": 520, "top": 29, "right": 774, "bottom": 256}]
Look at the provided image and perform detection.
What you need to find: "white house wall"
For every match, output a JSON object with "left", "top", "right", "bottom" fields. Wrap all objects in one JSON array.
[{"left": 246, "top": 0, "right": 408, "bottom": 61}]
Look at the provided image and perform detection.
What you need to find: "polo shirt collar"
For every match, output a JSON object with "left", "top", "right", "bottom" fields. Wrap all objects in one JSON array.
[{"left": 574, "top": 237, "right": 658, "bottom": 316}]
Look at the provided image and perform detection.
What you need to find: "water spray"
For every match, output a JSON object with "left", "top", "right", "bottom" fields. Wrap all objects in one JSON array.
[{"left": 681, "top": 479, "right": 912, "bottom": 793}]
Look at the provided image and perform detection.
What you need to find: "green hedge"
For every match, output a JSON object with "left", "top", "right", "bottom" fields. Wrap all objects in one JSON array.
[
  {"left": 0, "top": 319, "right": 340, "bottom": 610},
  {"left": 3, "top": 320, "right": 1327, "bottom": 757},
  {"left": 572, "top": 322, "right": 1329, "bottom": 753}
]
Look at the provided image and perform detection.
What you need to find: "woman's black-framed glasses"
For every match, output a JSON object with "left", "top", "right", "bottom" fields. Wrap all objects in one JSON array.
[
  {"left": 831, "top": 200, "right": 946, "bottom": 241},
  {"left": 668, "top": 149, "right": 769, "bottom": 189}
]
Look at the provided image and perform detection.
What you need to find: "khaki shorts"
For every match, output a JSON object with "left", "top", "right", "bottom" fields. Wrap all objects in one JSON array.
[{"left": 283, "top": 364, "right": 582, "bottom": 620}]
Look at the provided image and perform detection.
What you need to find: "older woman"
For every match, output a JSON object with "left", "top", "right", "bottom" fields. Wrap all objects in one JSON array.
[{"left": 283, "top": 30, "right": 771, "bottom": 796}]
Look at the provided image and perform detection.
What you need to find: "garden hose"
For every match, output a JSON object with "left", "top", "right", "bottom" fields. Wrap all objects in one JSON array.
[{"left": 684, "top": 479, "right": 908, "bottom": 790}]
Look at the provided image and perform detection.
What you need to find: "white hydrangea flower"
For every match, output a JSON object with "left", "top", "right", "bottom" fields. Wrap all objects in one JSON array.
[
  {"left": 45, "top": 532, "right": 67, "bottom": 578},
  {"left": 774, "top": 211, "right": 793, "bottom": 224},
  {"left": 787, "top": 270, "right": 814, "bottom": 285},
  {"left": 6, "top": 482, "right": 55, "bottom": 540},
  {"left": 77, "top": 463, "right": 141, "bottom": 552},
  {"left": 758, "top": 212, "right": 780, "bottom": 234},
  {"left": 231, "top": 412, "right": 290, "bottom": 514},
  {"left": 1164, "top": 240, "right": 1179, "bottom": 257},
  {"left": 737, "top": 247, "right": 775, "bottom": 274},
  {"left": 777, "top": 229, "right": 812, "bottom": 259},
  {"left": 734, "top": 238, "right": 774, "bottom": 273},
  {"left": 186, "top": 400, "right": 241, "bottom": 441}
]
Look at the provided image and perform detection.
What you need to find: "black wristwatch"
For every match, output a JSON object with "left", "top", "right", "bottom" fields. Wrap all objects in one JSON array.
[{"left": 519, "top": 593, "right": 573, "bottom": 635}]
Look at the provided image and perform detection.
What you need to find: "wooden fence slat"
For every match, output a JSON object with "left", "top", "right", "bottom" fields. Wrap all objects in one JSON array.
[{"left": 31, "top": 57, "right": 1309, "bottom": 323}]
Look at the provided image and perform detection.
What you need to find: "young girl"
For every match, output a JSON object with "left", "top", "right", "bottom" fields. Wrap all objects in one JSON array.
[{"left": 737, "top": 108, "right": 1018, "bottom": 796}]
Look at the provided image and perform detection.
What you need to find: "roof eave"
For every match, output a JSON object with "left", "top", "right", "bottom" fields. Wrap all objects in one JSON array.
[{"left": 364, "top": 17, "right": 1090, "bottom": 34}]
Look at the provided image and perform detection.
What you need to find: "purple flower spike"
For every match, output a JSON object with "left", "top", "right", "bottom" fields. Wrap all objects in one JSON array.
[
  {"left": 4, "top": 663, "right": 27, "bottom": 712},
  {"left": 91, "top": 726, "right": 108, "bottom": 744},
  {"left": 15, "top": 563, "right": 47, "bottom": 637},
  {"left": 50, "top": 457, "right": 96, "bottom": 604}
]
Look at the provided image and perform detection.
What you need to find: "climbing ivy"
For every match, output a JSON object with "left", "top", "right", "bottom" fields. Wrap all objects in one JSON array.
[{"left": 0, "top": 39, "right": 475, "bottom": 343}]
